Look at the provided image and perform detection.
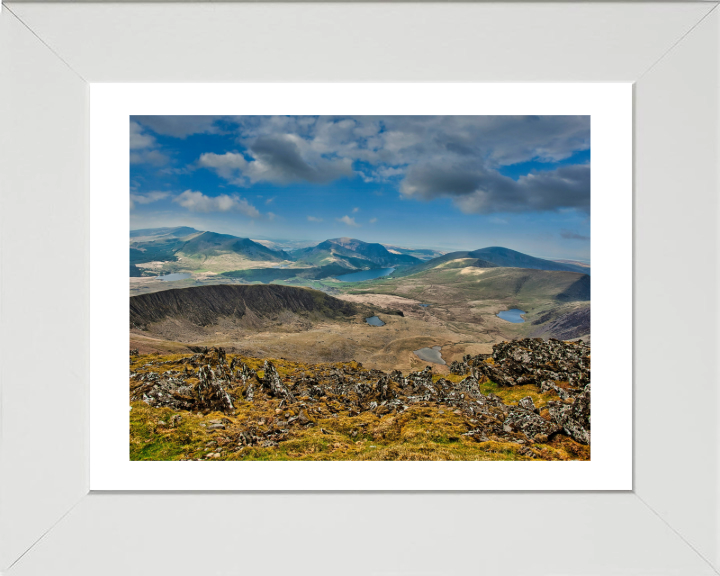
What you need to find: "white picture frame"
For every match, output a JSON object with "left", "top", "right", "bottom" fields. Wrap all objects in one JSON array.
[{"left": 1, "top": 2, "right": 718, "bottom": 574}]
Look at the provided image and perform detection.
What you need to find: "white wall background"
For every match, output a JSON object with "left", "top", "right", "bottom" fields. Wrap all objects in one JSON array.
[{"left": 1, "top": 3, "right": 718, "bottom": 575}]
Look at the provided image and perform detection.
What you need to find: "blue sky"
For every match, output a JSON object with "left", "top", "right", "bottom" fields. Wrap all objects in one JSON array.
[{"left": 130, "top": 115, "right": 590, "bottom": 261}]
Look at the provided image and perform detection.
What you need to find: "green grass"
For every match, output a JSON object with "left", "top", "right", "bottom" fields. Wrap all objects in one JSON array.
[{"left": 130, "top": 400, "right": 583, "bottom": 461}]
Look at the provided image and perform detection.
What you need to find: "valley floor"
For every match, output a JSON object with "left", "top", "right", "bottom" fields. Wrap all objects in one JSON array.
[{"left": 131, "top": 294, "right": 587, "bottom": 374}]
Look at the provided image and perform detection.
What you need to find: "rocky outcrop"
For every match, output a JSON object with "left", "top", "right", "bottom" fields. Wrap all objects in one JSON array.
[
  {"left": 444, "top": 338, "right": 590, "bottom": 444},
  {"left": 449, "top": 353, "right": 492, "bottom": 375},
  {"left": 130, "top": 372, "right": 197, "bottom": 412},
  {"left": 195, "top": 365, "right": 235, "bottom": 414},
  {"left": 453, "top": 338, "right": 590, "bottom": 391},
  {"left": 130, "top": 337, "right": 591, "bottom": 449},
  {"left": 260, "top": 361, "right": 296, "bottom": 403}
]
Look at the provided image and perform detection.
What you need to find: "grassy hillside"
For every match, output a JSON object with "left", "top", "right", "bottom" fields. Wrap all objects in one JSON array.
[
  {"left": 179, "top": 231, "right": 288, "bottom": 261},
  {"left": 469, "top": 247, "right": 590, "bottom": 274},
  {"left": 396, "top": 247, "right": 589, "bottom": 278},
  {"left": 355, "top": 265, "right": 589, "bottom": 304}
]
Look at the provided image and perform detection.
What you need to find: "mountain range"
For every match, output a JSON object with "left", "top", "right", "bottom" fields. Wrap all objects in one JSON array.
[{"left": 130, "top": 227, "right": 590, "bottom": 280}]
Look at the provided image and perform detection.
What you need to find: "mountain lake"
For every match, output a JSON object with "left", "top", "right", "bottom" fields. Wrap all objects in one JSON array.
[
  {"left": 157, "top": 273, "right": 191, "bottom": 282},
  {"left": 365, "top": 316, "right": 385, "bottom": 327},
  {"left": 335, "top": 267, "right": 395, "bottom": 282},
  {"left": 414, "top": 346, "right": 446, "bottom": 365},
  {"left": 497, "top": 309, "right": 527, "bottom": 323}
]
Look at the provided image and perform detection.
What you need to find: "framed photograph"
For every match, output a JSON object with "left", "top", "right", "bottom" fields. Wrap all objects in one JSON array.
[
  {"left": 90, "top": 83, "right": 631, "bottom": 491},
  {"left": 2, "top": 2, "right": 718, "bottom": 575}
]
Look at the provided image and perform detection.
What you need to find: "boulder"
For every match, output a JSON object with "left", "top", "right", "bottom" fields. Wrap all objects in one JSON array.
[
  {"left": 196, "top": 365, "right": 235, "bottom": 414},
  {"left": 546, "top": 385, "right": 591, "bottom": 444},
  {"left": 297, "top": 409, "right": 312, "bottom": 425},
  {"left": 261, "top": 361, "right": 296, "bottom": 403},
  {"left": 503, "top": 406, "right": 559, "bottom": 441},
  {"left": 478, "top": 363, "right": 517, "bottom": 387},
  {"left": 518, "top": 396, "right": 538, "bottom": 413}
]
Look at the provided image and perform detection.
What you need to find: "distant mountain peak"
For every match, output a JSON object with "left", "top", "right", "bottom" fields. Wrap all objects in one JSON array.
[
  {"left": 468, "top": 247, "right": 589, "bottom": 274},
  {"left": 395, "top": 246, "right": 590, "bottom": 278},
  {"left": 327, "top": 237, "right": 369, "bottom": 248},
  {"left": 292, "top": 237, "right": 421, "bottom": 269}
]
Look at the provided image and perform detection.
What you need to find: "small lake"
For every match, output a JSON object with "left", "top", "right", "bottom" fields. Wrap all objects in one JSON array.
[
  {"left": 414, "top": 345, "right": 446, "bottom": 365},
  {"left": 335, "top": 267, "right": 395, "bottom": 282},
  {"left": 497, "top": 308, "right": 526, "bottom": 323},
  {"left": 419, "top": 303, "right": 430, "bottom": 308},
  {"left": 157, "top": 273, "right": 191, "bottom": 282},
  {"left": 365, "top": 316, "right": 385, "bottom": 327}
]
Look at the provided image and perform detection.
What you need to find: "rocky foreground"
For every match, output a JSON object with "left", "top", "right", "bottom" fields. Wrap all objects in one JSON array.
[{"left": 130, "top": 337, "right": 590, "bottom": 461}]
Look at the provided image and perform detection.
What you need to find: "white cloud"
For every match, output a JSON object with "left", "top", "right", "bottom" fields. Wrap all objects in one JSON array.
[
  {"left": 352, "top": 207, "right": 360, "bottom": 213},
  {"left": 130, "top": 121, "right": 170, "bottom": 166},
  {"left": 130, "top": 121, "right": 155, "bottom": 150},
  {"left": 130, "top": 190, "right": 170, "bottom": 209},
  {"left": 173, "top": 190, "right": 261, "bottom": 217},
  {"left": 197, "top": 152, "right": 248, "bottom": 183},
  {"left": 130, "top": 150, "right": 170, "bottom": 166},
  {"left": 369, "top": 217, "right": 377, "bottom": 224},
  {"left": 377, "top": 166, "right": 405, "bottom": 179},
  {"left": 307, "top": 216, "right": 323, "bottom": 222},
  {"left": 337, "top": 215, "right": 360, "bottom": 227},
  {"left": 362, "top": 165, "right": 406, "bottom": 182},
  {"left": 199, "top": 136, "right": 353, "bottom": 187}
]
